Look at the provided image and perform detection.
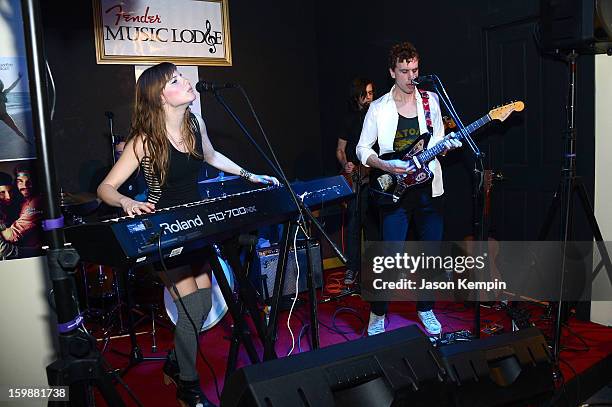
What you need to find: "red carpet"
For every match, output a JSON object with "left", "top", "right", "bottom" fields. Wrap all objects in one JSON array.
[{"left": 92, "top": 269, "right": 612, "bottom": 406}]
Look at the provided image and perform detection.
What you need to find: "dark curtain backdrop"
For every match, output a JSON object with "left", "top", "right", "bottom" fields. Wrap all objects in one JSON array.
[{"left": 40, "top": 0, "right": 595, "bottom": 241}]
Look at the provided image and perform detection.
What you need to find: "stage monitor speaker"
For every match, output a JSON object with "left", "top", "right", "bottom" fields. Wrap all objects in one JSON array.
[
  {"left": 250, "top": 241, "right": 323, "bottom": 298},
  {"left": 220, "top": 325, "right": 448, "bottom": 407},
  {"left": 541, "top": 0, "right": 612, "bottom": 54},
  {"left": 439, "top": 327, "right": 554, "bottom": 407}
]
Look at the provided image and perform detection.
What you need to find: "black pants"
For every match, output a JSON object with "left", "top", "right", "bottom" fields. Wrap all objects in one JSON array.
[{"left": 345, "top": 183, "right": 379, "bottom": 272}]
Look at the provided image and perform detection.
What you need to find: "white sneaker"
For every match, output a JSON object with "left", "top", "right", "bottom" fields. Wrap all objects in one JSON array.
[
  {"left": 367, "top": 312, "right": 386, "bottom": 336},
  {"left": 418, "top": 310, "right": 442, "bottom": 335},
  {"left": 344, "top": 269, "right": 358, "bottom": 285}
]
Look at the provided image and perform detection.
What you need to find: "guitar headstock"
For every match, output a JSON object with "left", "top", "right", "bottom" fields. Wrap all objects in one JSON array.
[{"left": 488, "top": 101, "right": 525, "bottom": 122}]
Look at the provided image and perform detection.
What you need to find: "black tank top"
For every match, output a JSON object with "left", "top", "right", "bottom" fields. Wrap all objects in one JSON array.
[{"left": 140, "top": 114, "right": 203, "bottom": 209}]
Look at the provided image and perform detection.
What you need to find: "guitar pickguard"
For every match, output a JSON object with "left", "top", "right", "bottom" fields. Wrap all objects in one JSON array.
[
  {"left": 407, "top": 138, "right": 426, "bottom": 156},
  {"left": 377, "top": 173, "right": 394, "bottom": 192}
]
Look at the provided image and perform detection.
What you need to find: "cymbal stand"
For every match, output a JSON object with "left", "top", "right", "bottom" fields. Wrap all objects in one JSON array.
[{"left": 110, "top": 267, "right": 165, "bottom": 376}]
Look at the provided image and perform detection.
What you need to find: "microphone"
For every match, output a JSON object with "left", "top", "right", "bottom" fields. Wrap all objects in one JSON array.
[
  {"left": 195, "top": 81, "right": 236, "bottom": 92},
  {"left": 411, "top": 75, "right": 436, "bottom": 85}
]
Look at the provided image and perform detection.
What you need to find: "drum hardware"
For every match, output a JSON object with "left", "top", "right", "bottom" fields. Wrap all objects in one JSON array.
[
  {"left": 103, "top": 303, "right": 170, "bottom": 355},
  {"left": 71, "top": 262, "right": 123, "bottom": 346},
  {"left": 77, "top": 266, "right": 168, "bottom": 358},
  {"left": 78, "top": 267, "right": 125, "bottom": 352},
  {"left": 198, "top": 171, "right": 245, "bottom": 199},
  {"left": 59, "top": 190, "right": 100, "bottom": 223},
  {"left": 129, "top": 286, "right": 173, "bottom": 355},
  {"left": 96, "top": 305, "right": 168, "bottom": 355},
  {"left": 107, "top": 266, "right": 167, "bottom": 376},
  {"left": 98, "top": 253, "right": 233, "bottom": 367},
  {"left": 197, "top": 172, "right": 240, "bottom": 184},
  {"left": 62, "top": 200, "right": 127, "bottom": 343}
]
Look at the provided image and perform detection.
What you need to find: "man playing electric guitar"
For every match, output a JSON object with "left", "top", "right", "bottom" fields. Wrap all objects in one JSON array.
[{"left": 356, "top": 41, "right": 461, "bottom": 336}]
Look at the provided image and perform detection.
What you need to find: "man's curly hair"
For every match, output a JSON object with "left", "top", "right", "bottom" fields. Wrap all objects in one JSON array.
[{"left": 388, "top": 42, "right": 419, "bottom": 70}]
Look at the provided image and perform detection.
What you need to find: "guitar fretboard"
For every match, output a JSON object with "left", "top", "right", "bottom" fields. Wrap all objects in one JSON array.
[{"left": 416, "top": 114, "right": 492, "bottom": 164}]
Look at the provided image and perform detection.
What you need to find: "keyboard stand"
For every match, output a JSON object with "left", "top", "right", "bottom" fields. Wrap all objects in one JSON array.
[
  {"left": 206, "top": 245, "right": 261, "bottom": 379},
  {"left": 262, "top": 220, "right": 321, "bottom": 361}
]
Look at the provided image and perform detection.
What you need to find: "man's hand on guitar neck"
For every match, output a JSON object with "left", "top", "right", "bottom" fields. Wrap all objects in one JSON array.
[{"left": 442, "top": 138, "right": 462, "bottom": 152}]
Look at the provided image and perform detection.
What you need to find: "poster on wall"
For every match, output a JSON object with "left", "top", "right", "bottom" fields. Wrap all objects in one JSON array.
[
  {"left": 0, "top": 160, "right": 43, "bottom": 260},
  {"left": 1, "top": 1, "right": 42, "bottom": 261},
  {"left": 0, "top": 0, "right": 37, "bottom": 161},
  {"left": 93, "top": 0, "right": 232, "bottom": 66}
]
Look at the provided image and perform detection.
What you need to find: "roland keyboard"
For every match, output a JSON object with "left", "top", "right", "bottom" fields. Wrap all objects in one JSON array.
[{"left": 64, "top": 176, "right": 352, "bottom": 267}]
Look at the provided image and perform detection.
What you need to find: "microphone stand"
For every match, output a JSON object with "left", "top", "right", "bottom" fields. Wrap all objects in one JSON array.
[
  {"left": 211, "top": 86, "right": 347, "bottom": 264},
  {"left": 203, "top": 85, "right": 348, "bottom": 358},
  {"left": 104, "top": 111, "right": 117, "bottom": 165},
  {"left": 427, "top": 75, "right": 486, "bottom": 339}
]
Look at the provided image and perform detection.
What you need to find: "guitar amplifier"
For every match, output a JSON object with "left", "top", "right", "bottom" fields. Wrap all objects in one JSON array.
[{"left": 250, "top": 241, "right": 323, "bottom": 298}]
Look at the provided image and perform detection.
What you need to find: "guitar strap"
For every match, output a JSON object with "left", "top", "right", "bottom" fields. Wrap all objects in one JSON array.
[{"left": 418, "top": 89, "right": 434, "bottom": 134}]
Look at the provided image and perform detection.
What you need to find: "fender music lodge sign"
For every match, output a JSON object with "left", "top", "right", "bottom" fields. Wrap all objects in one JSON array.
[{"left": 93, "top": 0, "right": 232, "bottom": 65}]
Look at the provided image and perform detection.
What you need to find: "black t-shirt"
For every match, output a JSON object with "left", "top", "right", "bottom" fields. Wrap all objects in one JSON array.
[
  {"left": 394, "top": 114, "right": 421, "bottom": 152},
  {"left": 394, "top": 114, "right": 433, "bottom": 195},
  {"left": 339, "top": 108, "right": 367, "bottom": 164}
]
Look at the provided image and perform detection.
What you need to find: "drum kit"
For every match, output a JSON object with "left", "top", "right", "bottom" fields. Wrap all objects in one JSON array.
[{"left": 59, "top": 189, "right": 234, "bottom": 351}]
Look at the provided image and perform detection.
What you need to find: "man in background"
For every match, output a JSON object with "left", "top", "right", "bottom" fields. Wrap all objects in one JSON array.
[
  {"left": 0, "top": 171, "right": 19, "bottom": 227},
  {"left": 336, "top": 77, "right": 378, "bottom": 288},
  {"left": 0, "top": 172, "right": 20, "bottom": 259}
]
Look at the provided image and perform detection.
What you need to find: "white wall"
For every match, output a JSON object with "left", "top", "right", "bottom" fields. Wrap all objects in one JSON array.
[
  {"left": 0, "top": 257, "right": 58, "bottom": 388},
  {"left": 591, "top": 54, "right": 612, "bottom": 326}
]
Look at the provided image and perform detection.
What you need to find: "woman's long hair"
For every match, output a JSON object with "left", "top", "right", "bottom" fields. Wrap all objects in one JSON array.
[{"left": 127, "top": 62, "right": 201, "bottom": 185}]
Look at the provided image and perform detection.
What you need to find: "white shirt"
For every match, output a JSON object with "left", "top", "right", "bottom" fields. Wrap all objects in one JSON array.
[{"left": 356, "top": 85, "right": 446, "bottom": 197}]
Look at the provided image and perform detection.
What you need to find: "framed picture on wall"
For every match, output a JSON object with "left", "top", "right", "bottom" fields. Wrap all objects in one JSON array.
[{"left": 93, "top": 0, "right": 232, "bottom": 66}]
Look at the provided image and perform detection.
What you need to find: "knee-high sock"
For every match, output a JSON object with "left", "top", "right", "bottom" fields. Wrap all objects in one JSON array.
[
  {"left": 198, "top": 287, "right": 212, "bottom": 324},
  {"left": 174, "top": 291, "right": 205, "bottom": 381}
]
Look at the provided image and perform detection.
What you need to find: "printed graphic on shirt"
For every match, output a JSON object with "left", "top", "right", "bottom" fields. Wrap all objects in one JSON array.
[{"left": 394, "top": 114, "right": 422, "bottom": 151}]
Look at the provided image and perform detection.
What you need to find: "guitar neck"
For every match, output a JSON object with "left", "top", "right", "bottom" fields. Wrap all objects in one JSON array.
[{"left": 416, "top": 114, "right": 492, "bottom": 163}]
